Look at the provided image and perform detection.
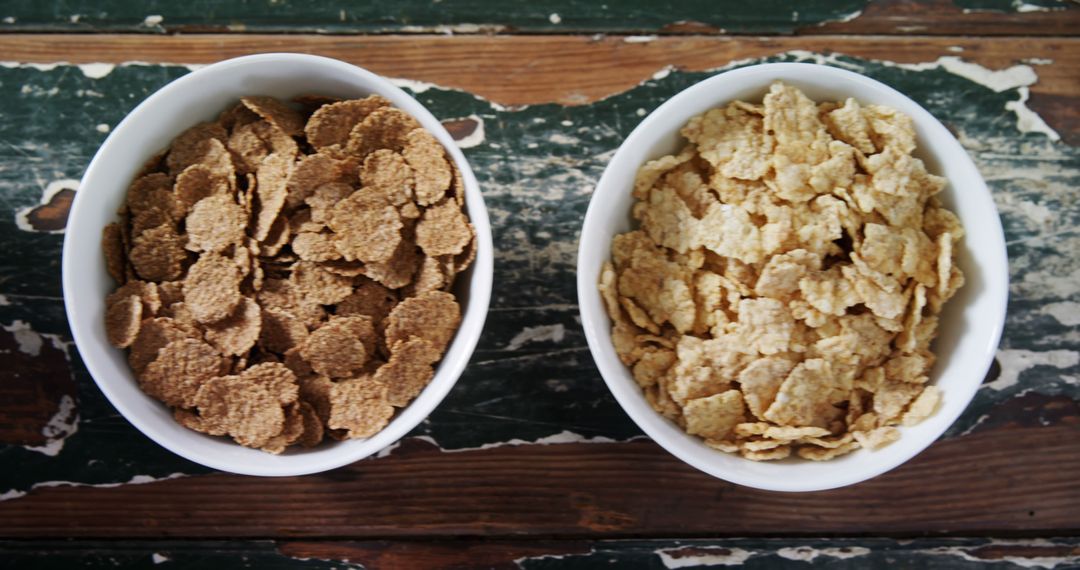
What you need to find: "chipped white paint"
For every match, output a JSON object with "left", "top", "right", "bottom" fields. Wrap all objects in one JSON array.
[
  {"left": 505, "top": 324, "right": 566, "bottom": 351},
  {"left": 374, "top": 439, "right": 403, "bottom": 458},
  {"left": 96, "top": 123, "right": 110, "bottom": 133},
  {"left": 548, "top": 133, "right": 579, "bottom": 145},
  {"left": 657, "top": 546, "right": 753, "bottom": 568},
  {"left": 548, "top": 13, "right": 562, "bottom": 24},
  {"left": 451, "top": 114, "right": 485, "bottom": 149},
  {"left": 14, "top": 178, "right": 79, "bottom": 235},
  {"left": 397, "top": 23, "right": 507, "bottom": 34},
  {"left": 0, "top": 294, "right": 9, "bottom": 306},
  {"left": 777, "top": 546, "right": 871, "bottom": 562},
  {"left": 988, "top": 349, "right": 1080, "bottom": 391},
  {"left": 78, "top": 63, "right": 115, "bottom": 79},
  {"left": 652, "top": 66, "right": 673, "bottom": 81},
  {"left": 898, "top": 56, "right": 1036, "bottom": 93},
  {"left": 1014, "top": 1, "right": 1063, "bottom": 12},
  {"left": 932, "top": 538, "right": 1080, "bottom": 569},
  {"left": 1006, "top": 87, "right": 1061, "bottom": 141},
  {"left": 514, "top": 552, "right": 576, "bottom": 566},
  {"left": 1042, "top": 302, "right": 1080, "bottom": 326},
  {"left": 948, "top": 46, "right": 965, "bottom": 53},
  {"left": 779, "top": 52, "right": 1058, "bottom": 142},
  {"left": 394, "top": 431, "right": 617, "bottom": 456},
  {"left": 24, "top": 395, "right": 79, "bottom": 457},
  {"left": 142, "top": 14, "right": 164, "bottom": 27},
  {"left": 389, "top": 77, "right": 436, "bottom": 94},
  {"left": 624, "top": 35, "right": 657, "bottom": 43},
  {"left": 2, "top": 16, "right": 15, "bottom": 24},
  {"left": 151, "top": 553, "right": 170, "bottom": 564},
  {"left": 0, "top": 473, "right": 188, "bottom": 503},
  {"left": 2, "top": 319, "right": 43, "bottom": 356},
  {"left": 1023, "top": 57, "right": 1054, "bottom": 66}
]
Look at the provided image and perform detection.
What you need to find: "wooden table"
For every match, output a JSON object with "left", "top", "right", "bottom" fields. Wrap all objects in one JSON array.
[{"left": 2, "top": 2, "right": 1079, "bottom": 568}]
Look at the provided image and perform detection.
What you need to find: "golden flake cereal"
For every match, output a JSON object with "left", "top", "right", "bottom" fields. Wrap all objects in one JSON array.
[
  {"left": 103, "top": 94, "right": 474, "bottom": 453},
  {"left": 602, "top": 82, "right": 964, "bottom": 460}
]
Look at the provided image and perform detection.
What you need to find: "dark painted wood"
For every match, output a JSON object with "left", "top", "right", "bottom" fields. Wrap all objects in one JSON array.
[
  {"left": 2, "top": 537, "right": 1078, "bottom": 569},
  {"left": 0, "top": 0, "right": 1076, "bottom": 35}
]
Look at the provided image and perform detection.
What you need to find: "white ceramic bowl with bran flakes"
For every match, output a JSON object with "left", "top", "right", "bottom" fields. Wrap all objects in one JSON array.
[
  {"left": 62, "top": 54, "right": 493, "bottom": 476},
  {"left": 577, "top": 63, "right": 1008, "bottom": 492}
]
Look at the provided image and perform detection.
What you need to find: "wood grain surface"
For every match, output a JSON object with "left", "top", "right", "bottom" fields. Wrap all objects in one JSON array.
[{"left": 1, "top": 1, "right": 1079, "bottom": 566}]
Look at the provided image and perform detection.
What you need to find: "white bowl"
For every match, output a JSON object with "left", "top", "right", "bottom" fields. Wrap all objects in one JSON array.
[
  {"left": 63, "top": 53, "right": 493, "bottom": 476},
  {"left": 577, "top": 63, "right": 1008, "bottom": 492}
]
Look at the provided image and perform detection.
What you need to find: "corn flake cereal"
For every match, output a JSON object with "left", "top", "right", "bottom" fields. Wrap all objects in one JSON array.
[
  {"left": 602, "top": 82, "right": 964, "bottom": 461},
  {"left": 103, "top": 94, "right": 475, "bottom": 453}
]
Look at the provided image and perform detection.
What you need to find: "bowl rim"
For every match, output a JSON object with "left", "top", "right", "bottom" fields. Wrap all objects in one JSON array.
[
  {"left": 576, "top": 62, "right": 1009, "bottom": 492},
  {"left": 62, "top": 52, "right": 494, "bottom": 476}
]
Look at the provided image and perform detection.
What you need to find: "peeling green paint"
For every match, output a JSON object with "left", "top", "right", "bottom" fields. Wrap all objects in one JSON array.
[
  {"left": 0, "top": 52, "right": 1075, "bottom": 494},
  {"left": 0, "top": 0, "right": 867, "bottom": 34}
]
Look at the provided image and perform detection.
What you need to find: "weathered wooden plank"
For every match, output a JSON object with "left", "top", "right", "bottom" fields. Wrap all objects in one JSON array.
[
  {"left": 1, "top": 537, "right": 1079, "bottom": 569},
  {"left": 0, "top": 34, "right": 1075, "bottom": 142},
  {"left": 0, "top": 415, "right": 1077, "bottom": 538},
  {"left": 0, "top": 0, "right": 1075, "bottom": 35},
  {"left": 0, "top": 49, "right": 1076, "bottom": 537}
]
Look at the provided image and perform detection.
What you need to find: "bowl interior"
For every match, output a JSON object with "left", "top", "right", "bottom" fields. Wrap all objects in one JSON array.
[
  {"left": 577, "top": 63, "right": 1008, "bottom": 491},
  {"left": 63, "top": 54, "right": 493, "bottom": 476}
]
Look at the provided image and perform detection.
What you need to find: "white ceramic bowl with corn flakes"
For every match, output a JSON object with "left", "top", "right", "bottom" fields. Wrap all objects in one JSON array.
[
  {"left": 63, "top": 54, "right": 493, "bottom": 476},
  {"left": 577, "top": 63, "right": 1007, "bottom": 492}
]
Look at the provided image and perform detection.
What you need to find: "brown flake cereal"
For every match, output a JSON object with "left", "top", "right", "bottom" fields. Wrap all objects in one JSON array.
[
  {"left": 328, "top": 190, "right": 403, "bottom": 263},
  {"left": 259, "top": 307, "right": 309, "bottom": 354},
  {"left": 300, "top": 318, "right": 369, "bottom": 378},
  {"left": 129, "top": 223, "right": 187, "bottom": 282},
  {"left": 184, "top": 194, "right": 246, "bottom": 253},
  {"left": 374, "top": 336, "right": 441, "bottom": 407},
  {"left": 415, "top": 200, "right": 472, "bottom": 257},
  {"left": 104, "top": 94, "right": 474, "bottom": 454},
  {"left": 684, "top": 390, "right": 745, "bottom": 440},
  {"left": 361, "top": 149, "right": 414, "bottom": 207},
  {"left": 105, "top": 295, "right": 142, "bottom": 348},
  {"left": 193, "top": 363, "right": 299, "bottom": 449},
  {"left": 305, "top": 96, "right": 391, "bottom": 151},
  {"left": 285, "top": 153, "right": 357, "bottom": 209},
  {"left": 327, "top": 377, "right": 395, "bottom": 438},
  {"left": 140, "top": 338, "right": 225, "bottom": 408},
  {"left": 183, "top": 252, "right": 243, "bottom": 324},
  {"left": 254, "top": 152, "right": 292, "bottom": 241},
  {"left": 204, "top": 297, "right": 262, "bottom": 357},
  {"left": 345, "top": 107, "right": 421, "bottom": 157},
  {"left": 402, "top": 128, "right": 452, "bottom": 206},
  {"left": 241, "top": 96, "right": 305, "bottom": 137},
  {"left": 290, "top": 261, "right": 354, "bottom": 306},
  {"left": 384, "top": 290, "right": 461, "bottom": 355}
]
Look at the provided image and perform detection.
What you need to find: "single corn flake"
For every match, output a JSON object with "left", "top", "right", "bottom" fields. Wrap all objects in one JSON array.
[
  {"left": 328, "top": 190, "right": 403, "bottom": 263},
  {"left": 184, "top": 252, "right": 244, "bottom": 324},
  {"left": 684, "top": 389, "right": 745, "bottom": 440},
  {"left": 415, "top": 200, "right": 473, "bottom": 257},
  {"left": 185, "top": 194, "right": 247, "bottom": 253},
  {"left": 204, "top": 297, "right": 262, "bottom": 357},
  {"left": 300, "top": 318, "right": 369, "bottom": 378},
  {"left": 105, "top": 295, "right": 143, "bottom": 348}
]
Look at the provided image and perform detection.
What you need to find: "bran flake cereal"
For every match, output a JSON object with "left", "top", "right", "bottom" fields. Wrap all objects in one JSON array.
[
  {"left": 601, "top": 82, "right": 964, "bottom": 461},
  {"left": 103, "top": 94, "right": 475, "bottom": 453}
]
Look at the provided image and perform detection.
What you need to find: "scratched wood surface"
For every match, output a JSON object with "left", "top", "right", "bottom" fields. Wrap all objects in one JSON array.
[{"left": 1, "top": 1, "right": 1079, "bottom": 568}]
